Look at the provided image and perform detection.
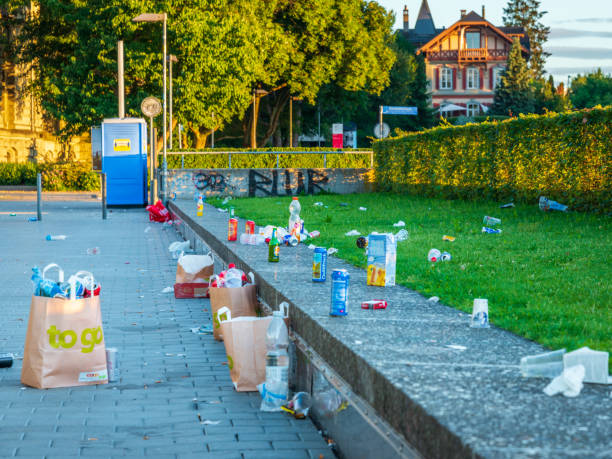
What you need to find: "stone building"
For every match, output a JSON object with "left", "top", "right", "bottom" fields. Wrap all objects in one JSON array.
[{"left": 402, "top": 0, "right": 530, "bottom": 116}]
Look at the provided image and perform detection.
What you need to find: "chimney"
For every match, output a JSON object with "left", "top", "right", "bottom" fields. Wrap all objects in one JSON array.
[
  {"left": 482, "top": 5, "right": 485, "bottom": 19},
  {"left": 460, "top": 9, "right": 467, "bottom": 19},
  {"left": 403, "top": 5, "right": 409, "bottom": 32}
]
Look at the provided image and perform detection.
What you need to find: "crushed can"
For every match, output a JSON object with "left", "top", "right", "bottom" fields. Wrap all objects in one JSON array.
[
  {"left": 482, "top": 227, "right": 502, "bottom": 234},
  {"left": 312, "top": 247, "right": 327, "bottom": 282},
  {"left": 442, "top": 235, "right": 455, "bottom": 242},
  {"left": 228, "top": 218, "right": 238, "bottom": 241},
  {"left": 361, "top": 300, "right": 387, "bottom": 310},
  {"left": 283, "top": 235, "right": 299, "bottom": 247},
  {"left": 330, "top": 269, "right": 349, "bottom": 316},
  {"left": 106, "top": 348, "right": 119, "bottom": 382}
]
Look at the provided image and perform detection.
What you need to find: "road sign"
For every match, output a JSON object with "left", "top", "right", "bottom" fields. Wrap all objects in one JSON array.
[
  {"left": 373, "top": 123, "right": 390, "bottom": 139},
  {"left": 141, "top": 96, "right": 162, "bottom": 118},
  {"left": 381, "top": 106, "right": 418, "bottom": 116}
]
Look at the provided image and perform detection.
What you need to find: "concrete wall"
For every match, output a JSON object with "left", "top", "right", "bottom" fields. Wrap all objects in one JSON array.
[{"left": 166, "top": 168, "right": 375, "bottom": 198}]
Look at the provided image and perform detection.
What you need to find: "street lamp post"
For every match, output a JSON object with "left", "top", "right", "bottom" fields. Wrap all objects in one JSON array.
[
  {"left": 168, "top": 54, "right": 178, "bottom": 150},
  {"left": 132, "top": 12, "right": 168, "bottom": 201}
]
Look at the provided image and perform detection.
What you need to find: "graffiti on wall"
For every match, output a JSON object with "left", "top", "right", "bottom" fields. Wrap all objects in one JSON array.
[{"left": 166, "top": 167, "right": 364, "bottom": 199}]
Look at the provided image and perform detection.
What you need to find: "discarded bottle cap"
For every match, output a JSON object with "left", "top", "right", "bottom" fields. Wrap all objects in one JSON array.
[{"left": 356, "top": 236, "right": 368, "bottom": 249}]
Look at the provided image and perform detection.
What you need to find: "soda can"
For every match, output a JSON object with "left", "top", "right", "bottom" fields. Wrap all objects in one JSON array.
[
  {"left": 483, "top": 216, "right": 501, "bottom": 226},
  {"left": 228, "top": 218, "right": 238, "bottom": 241},
  {"left": 229, "top": 207, "right": 235, "bottom": 218},
  {"left": 356, "top": 236, "right": 368, "bottom": 249},
  {"left": 440, "top": 251, "right": 452, "bottom": 261},
  {"left": 361, "top": 300, "right": 387, "bottom": 310},
  {"left": 106, "top": 348, "right": 119, "bottom": 382},
  {"left": 330, "top": 269, "right": 349, "bottom": 316},
  {"left": 482, "top": 227, "right": 502, "bottom": 234},
  {"left": 283, "top": 235, "right": 298, "bottom": 247},
  {"left": 312, "top": 247, "right": 327, "bottom": 282},
  {"left": 309, "top": 231, "right": 320, "bottom": 238},
  {"left": 246, "top": 220, "right": 255, "bottom": 234},
  {"left": 442, "top": 235, "right": 455, "bottom": 242}
]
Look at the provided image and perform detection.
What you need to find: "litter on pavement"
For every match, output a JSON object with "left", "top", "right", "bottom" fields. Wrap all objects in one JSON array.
[
  {"left": 191, "top": 325, "right": 213, "bottom": 335},
  {"left": 327, "top": 248, "right": 338, "bottom": 255},
  {"left": 427, "top": 296, "right": 440, "bottom": 303},
  {"left": 161, "top": 287, "right": 173, "bottom": 293},
  {"left": 544, "top": 365, "right": 585, "bottom": 397}
]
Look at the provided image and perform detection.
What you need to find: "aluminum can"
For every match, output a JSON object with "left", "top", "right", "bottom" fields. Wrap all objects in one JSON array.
[
  {"left": 228, "top": 218, "right": 238, "bottom": 241},
  {"left": 245, "top": 220, "right": 255, "bottom": 234},
  {"left": 283, "top": 235, "right": 298, "bottom": 247},
  {"left": 308, "top": 230, "right": 320, "bottom": 238},
  {"left": 482, "top": 226, "right": 502, "bottom": 234},
  {"left": 361, "top": 300, "right": 387, "bottom": 310},
  {"left": 106, "top": 348, "right": 119, "bottom": 382},
  {"left": 312, "top": 247, "right": 327, "bottom": 282},
  {"left": 330, "top": 269, "right": 349, "bottom": 316},
  {"left": 483, "top": 216, "right": 501, "bottom": 226},
  {"left": 440, "top": 251, "right": 452, "bottom": 261}
]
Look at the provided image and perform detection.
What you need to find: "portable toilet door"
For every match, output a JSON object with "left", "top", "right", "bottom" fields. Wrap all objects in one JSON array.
[{"left": 101, "top": 118, "right": 148, "bottom": 206}]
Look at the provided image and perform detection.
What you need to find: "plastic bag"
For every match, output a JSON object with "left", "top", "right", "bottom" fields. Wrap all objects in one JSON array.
[{"left": 146, "top": 200, "right": 171, "bottom": 222}]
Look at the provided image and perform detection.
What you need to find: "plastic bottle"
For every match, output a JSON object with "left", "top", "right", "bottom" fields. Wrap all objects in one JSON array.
[
  {"left": 261, "top": 311, "right": 289, "bottom": 411},
  {"left": 428, "top": 248, "right": 441, "bottom": 262},
  {"left": 288, "top": 197, "right": 301, "bottom": 234},
  {"left": 45, "top": 235, "right": 67, "bottom": 241},
  {"left": 225, "top": 263, "right": 244, "bottom": 288},
  {"left": 196, "top": 195, "right": 204, "bottom": 217},
  {"left": 268, "top": 228, "right": 280, "bottom": 263}
]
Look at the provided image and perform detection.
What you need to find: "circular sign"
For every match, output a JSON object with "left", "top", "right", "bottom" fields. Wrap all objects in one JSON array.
[
  {"left": 141, "top": 96, "right": 162, "bottom": 118},
  {"left": 373, "top": 122, "right": 390, "bottom": 139}
]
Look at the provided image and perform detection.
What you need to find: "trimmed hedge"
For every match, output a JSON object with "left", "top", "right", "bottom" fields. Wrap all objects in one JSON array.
[
  {"left": 159, "top": 148, "right": 372, "bottom": 169},
  {"left": 0, "top": 163, "right": 100, "bottom": 191},
  {"left": 374, "top": 107, "right": 612, "bottom": 213}
]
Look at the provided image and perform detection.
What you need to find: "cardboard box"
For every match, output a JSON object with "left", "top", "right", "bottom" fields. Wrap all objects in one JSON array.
[{"left": 366, "top": 233, "right": 396, "bottom": 287}]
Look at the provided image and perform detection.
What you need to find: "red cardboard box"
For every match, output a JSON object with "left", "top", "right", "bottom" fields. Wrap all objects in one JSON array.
[{"left": 174, "top": 283, "right": 210, "bottom": 299}]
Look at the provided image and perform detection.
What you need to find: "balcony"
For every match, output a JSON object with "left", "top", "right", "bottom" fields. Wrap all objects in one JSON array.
[{"left": 458, "top": 48, "right": 487, "bottom": 62}]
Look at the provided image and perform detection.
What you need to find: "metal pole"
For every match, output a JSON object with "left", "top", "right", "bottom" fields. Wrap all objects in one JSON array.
[
  {"left": 251, "top": 92, "right": 256, "bottom": 148},
  {"left": 318, "top": 108, "right": 321, "bottom": 147},
  {"left": 149, "top": 116, "right": 154, "bottom": 205},
  {"left": 169, "top": 56, "right": 173, "bottom": 150},
  {"left": 289, "top": 97, "right": 293, "bottom": 147},
  {"left": 324, "top": 152, "right": 327, "bottom": 168},
  {"left": 276, "top": 153, "right": 279, "bottom": 168},
  {"left": 178, "top": 124, "right": 183, "bottom": 149},
  {"left": 181, "top": 154, "right": 184, "bottom": 169},
  {"left": 118, "top": 40, "right": 125, "bottom": 118},
  {"left": 36, "top": 172, "right": 42, "bottom": 221},
  {"left": 162, "top": 13, "right": 167, "bottom": 202},
  {"left": 228, "top": 152, "right": 232, "bottom": 169},
  {"left": 379, "top": 105, "right": 383, "bottom": 139},
  {"left": 101, "top": 173, "right": 107, "bottom": 220}
]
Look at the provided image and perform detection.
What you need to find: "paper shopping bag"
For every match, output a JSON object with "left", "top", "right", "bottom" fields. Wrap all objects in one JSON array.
[
  {"left": 218, "top": 307, "right": 271, "bottom": 392},
  {"left": 175, "top": 254, "right": 214, "bottom": 299},
  {"left": 21, "top": 294, "right": 108, "bottom": 389},
  {"left": 209, "top": 283, "right": 257, "bottom": 341}
]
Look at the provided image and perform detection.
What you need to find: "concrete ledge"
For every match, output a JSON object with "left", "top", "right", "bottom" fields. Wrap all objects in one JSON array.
[{"left": 169, "top": 199, "right": 611, "bottom": 459}]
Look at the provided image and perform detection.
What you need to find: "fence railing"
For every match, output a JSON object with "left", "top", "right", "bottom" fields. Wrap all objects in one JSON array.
[{"left": 165, "top": 150, "right": 374, "bottom": 169}]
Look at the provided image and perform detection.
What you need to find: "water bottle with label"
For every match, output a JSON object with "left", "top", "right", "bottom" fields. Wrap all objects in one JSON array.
[
  {"left": 261, "top": 311, "right": 289, "bottom": 411},
  {"left": 288, "top": 197, "right": 301, "bottom": 234}
]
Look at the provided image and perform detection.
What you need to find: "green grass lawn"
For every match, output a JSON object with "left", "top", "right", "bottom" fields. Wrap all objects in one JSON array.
[{"left": 209, "top": 192, "right": 612, "bottom": 365}]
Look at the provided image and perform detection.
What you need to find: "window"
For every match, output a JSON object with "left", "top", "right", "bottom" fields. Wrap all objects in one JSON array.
[
  {"left": 465, "top": 32, "right": 481, "bottom": 49},
  {"left": 440, "top": 67, "right": 453, "bottom": 90},
  {"left": 467, "top": 68, "right": 479, "bottom": 89},
  {"left": 467, "top": 103, "right": 480, "bottom": 117},
  {"left": 493, "top": 67, "right": 504, "bottom": 88}
]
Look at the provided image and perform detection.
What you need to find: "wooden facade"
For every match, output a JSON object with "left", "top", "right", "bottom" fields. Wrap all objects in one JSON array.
[{"left": 403, "top": 2, "right": 530, "bottom": 116}]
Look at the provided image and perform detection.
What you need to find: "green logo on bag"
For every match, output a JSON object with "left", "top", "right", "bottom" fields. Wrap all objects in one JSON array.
[
  {"left": 227, "top": 355, "right": 234, "bottom": 370},
  {"left": 47, "top": 325, "right": 104, "bottom": 353}
]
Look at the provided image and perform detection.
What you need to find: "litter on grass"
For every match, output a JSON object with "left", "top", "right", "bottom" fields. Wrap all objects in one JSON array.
[
  {"left": 427, "top": 296, "right": 440, "bottom": 303},
  {"left": 313, "top": 202, "right": 324, "bottom": 207},
  {"left": 222, "top": 197, "right": 232, "bottom": 205},
  {"left": 500, "top": 202, "right": 515, "bottom": 209},
  {"left": 345, "top": 230, "right": 360, "bottom": 236},
  {"left": 327, "top": 248, "right": 338, "bottom": 255},
  {"left": 539, "top": 196, "right": 568, "bottom": 212},
  {"left": 393, "top": 220, "right": 406, "bottom": 227},
  {"left": 359, "top": 207, "right": 367, "bottom": 211},
  {"left": 395, "top": 229, "right": 409, "bottom": 241},
  {"left": 442, "top": 235, "right": 456, "bottom": 242}
]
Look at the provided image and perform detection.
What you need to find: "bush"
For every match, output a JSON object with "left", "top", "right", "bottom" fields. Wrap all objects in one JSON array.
[
  {"left": 374, "top": 107, "right": 612, "bottom": 213},
  {"left": 159, "top": 147, "right": 372, "bottom": 169},
  {"left": 0, "top": 162, "right": 100, "bottom": 191}
]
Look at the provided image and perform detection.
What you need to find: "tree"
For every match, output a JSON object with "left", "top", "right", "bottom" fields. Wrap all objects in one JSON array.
[
  {"left": 570, "top": 69, "right": 612, "bottom": 109},
  {"left": 531, "top": 75, "right": 571, "bottom": 114},
  {"left": 491, "top": 38, "right": 534, "bottom": 116},
  {"left": 503, "top": 0, "right": 550, "bottom": 79}
]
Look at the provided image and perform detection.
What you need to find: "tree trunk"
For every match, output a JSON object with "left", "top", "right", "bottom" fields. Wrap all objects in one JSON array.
[{"left": 260, "top": 88, "right": 290, "bottom": 147}]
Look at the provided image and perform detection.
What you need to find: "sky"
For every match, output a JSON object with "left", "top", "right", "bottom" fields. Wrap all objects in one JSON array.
[{"left": 378, "top": 0, "right": 612, "bottom": 84}]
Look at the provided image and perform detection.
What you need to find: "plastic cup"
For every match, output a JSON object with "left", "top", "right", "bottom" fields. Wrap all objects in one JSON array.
[
  {"left": 470, "top": 298, "right": 490, "bottom": 328},
  {"left": 520, "top": 349, "right": 566, "bottom": 378}
]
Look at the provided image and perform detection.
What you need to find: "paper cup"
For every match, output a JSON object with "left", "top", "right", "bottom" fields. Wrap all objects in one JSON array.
[{"left": 470, "top": 298, "right": 490, "bottom": 328}]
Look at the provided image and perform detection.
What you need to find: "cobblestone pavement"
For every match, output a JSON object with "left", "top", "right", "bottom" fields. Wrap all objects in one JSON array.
[{"left": 0, "top": 201, "right": 331, "bottom": 459}]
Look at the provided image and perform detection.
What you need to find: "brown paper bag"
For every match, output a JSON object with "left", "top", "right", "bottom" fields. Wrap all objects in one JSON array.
[
  {"left": 175, "top": 254, "right": 214, "bottom": 284},
  {"left": 210, "top": 283, "right": 257, "bottom": 341},
  {"left": 21, "top": 294, "right": 108, "bottom": 389},
  {"left": 218, "top": 307, "right": 271, "bottom": 392}
]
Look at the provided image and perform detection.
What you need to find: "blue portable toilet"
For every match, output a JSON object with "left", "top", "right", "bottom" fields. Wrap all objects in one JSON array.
[{"left": 101, "top": 118, "right": 148, "bottom": 206}]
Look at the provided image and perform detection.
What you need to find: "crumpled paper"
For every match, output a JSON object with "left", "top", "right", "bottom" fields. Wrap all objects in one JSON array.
[
  {"left": 327, "top": 248, "right": 338, "bottom": 255},
  {"left": 393, "top": 220, "right": 406, "bottom": 227},
  {"left": 345, "top": 230, "right": 360, "bottom": 236},
  {"left": 543, "top": 364, "right": 585, "bottom": 397},
  {"left": 359, "top": 207, "right": 367, "bottom": 211}
]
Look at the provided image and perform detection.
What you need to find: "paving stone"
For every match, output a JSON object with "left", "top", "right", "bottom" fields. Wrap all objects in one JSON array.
[{"left": 0, "top": 200, "right": 328, "bottom": 457}]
